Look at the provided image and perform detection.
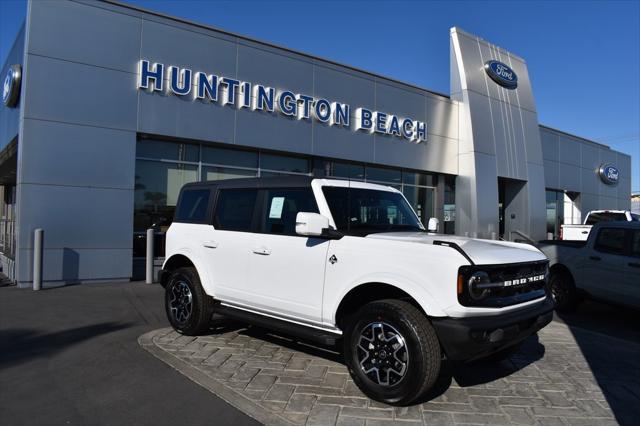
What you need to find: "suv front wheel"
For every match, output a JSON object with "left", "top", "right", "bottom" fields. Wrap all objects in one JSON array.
[
  {"left": 343, "top": 299, "right": 441, "bottom": 405},
  {"left": 165, "top": 267, "right": 214, "bottom": 336}
]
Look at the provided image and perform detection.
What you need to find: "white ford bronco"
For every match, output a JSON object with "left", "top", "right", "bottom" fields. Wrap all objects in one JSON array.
[{"left": 160, "top": 177, "right": 553, "bottom": 405}]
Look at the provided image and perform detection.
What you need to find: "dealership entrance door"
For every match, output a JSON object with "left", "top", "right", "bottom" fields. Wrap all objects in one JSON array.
[{"left": 498, "top": 177, "right": 527, "bottom": 241}]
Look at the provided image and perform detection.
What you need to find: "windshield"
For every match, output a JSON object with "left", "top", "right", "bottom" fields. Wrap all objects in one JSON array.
[
  {"left": 322, "top": 186, "right": 424, "bottom": 236},
  {"left": 585, "top": 212, "right": 627, "bottom": 225}
]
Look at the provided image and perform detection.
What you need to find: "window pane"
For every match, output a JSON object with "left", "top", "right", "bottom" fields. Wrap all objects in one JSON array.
[
  {"left": 175, "top": 189, "right": 210, "bottom": 223},
  {"left": 403, "top": 172, "right": 433, "bottom": 187},
  {"left": 632, "top": 230, "right": 640, "bottom": 256},
  {"left": 545, "top": 190, "right": 564, "bottom": 238},
  {"left": 260, "top": 189, "right": 319, "bottom": 235},
  {"left": 322, "top": 187, "right": 422, "bottom": 236},
  {"left": 444, "top": 175, "right": 456, "bottom": 234},
  {"left": 595, "top": 228, "right": 627, "bottom": 254},
  {"left": 402, "top": 186, "right": 433, "bottom": 224},
  {"left": 203, "top": 166, "right": 256, "bottom": 182},
  {"left": 202, "top": 146, "right": 258, "bottom": 168},
  {"left": 366, "top": 166, "right": 401, "bottom": 184},
  {"left": 586, "top": 212, "right": 627, "bottom": 225},
  {"left": 134, "top": 160, "right": 198, "bottom": 231},
  {"left": 260, "top": 154, "right": 309, "bottom": 174},
  {"left": 136, "top": 139, "right": 199, "bottom": 162},
  {"left": 546, "top": 200, "right": 557, "bottom": 236},
  {"left": 330, "top": 162, "right": 365, "bottom": 180},
  {"left": 213, "top": 189, "right": 257, "bottom": 232}
]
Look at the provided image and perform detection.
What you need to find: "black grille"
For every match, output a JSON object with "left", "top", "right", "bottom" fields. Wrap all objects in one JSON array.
[{"left": 458, "top": 260, "right": 549, "bottom": 308}]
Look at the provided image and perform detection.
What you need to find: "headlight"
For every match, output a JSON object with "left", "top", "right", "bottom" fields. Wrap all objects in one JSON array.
[{"left": 468, "top": 271, "right": 491, "bottom": 300}]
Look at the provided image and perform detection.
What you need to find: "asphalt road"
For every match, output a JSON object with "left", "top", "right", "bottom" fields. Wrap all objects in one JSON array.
[
  {"left": 1, "top": 281, "right": 638, "bottom": 425},
  {"left": 0, "top": 281, "right": 260, "bottom": 426}
]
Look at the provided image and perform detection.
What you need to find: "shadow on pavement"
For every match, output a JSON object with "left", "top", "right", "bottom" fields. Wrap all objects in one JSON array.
[
  {"left": 207, "top": 316, "right": 546, "bottom": 404},
  {"left": 454, "top": 334, "right": 545, "bottom": 387},
  {"left": 0, "top": 322, "right": 132, "bottom": 369},
  {"left": 415, "top": 334, "right": 545, "bottom": 404},
  {"left": 555, "top": 300, "right": 640, "bottom": 426}
]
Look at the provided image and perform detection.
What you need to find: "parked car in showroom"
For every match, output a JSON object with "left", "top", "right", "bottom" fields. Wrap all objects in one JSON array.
[
  {"left": 160, "top": 177, "right": 553, "bottom": 405},
  {"left": 540, "top": 221, "right": 640, "bottom": 311}
]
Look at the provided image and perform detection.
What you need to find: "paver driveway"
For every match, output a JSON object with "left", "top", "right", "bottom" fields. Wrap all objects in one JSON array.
[{"left": 140, "top": 314, "right": 639, "bottom": 425}]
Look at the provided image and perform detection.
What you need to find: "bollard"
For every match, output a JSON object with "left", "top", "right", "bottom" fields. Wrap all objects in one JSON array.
[
  {"left": 33, "top": 228, "right": 43, "bottom": 291},
  {"left": 490, "top": 231, "right": 497, "bottom": 240},
  {"left": 146, "top": 228, "right": 154, "bottom": 284}
]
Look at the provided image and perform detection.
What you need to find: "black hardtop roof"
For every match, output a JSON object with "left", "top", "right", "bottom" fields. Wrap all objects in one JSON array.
[{"left": 182, "top": 175, "right": 316, "bottom": 190}]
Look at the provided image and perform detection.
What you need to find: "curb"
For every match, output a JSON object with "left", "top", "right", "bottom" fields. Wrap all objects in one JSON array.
[{"left": 138, "top": 329, "right": 294, "bottom": 426}]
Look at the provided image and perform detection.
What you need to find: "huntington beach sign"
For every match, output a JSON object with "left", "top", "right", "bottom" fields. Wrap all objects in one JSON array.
[{"left": 137, "top": 60, "right": 428, "bottom": 143}]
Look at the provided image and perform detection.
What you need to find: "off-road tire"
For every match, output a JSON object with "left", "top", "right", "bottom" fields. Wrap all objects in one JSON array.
[
  {"left": 165, "top": 267, "right": 214, "bottom": 335},
  {"left": 343, "top": 299, "right": 441, "bottom": 405},
  {"left": 549, "top": 270, "right": 579, "bottom": 313}
]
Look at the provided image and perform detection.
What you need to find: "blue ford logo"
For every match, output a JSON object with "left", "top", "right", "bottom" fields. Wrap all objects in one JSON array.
[
  {"left": 484, "top": 60, "right": 518, "bottom": 90},
  {"left": 598, "top": 164, "right": 619, "bottom": 185},
  {"left": 2, "top": 64, "right": 21, "bottom": 108}
]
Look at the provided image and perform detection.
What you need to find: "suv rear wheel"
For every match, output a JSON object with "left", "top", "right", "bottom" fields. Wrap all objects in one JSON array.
[
  {"left": 343, "top": 299, "right": 441, "bottom": 405},
  {"left": 165, "top": 267, "right": 214, "bottom": 335}
]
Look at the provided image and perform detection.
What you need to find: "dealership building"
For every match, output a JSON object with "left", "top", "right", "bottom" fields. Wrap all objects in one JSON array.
[{"left": 0, "top": 0, "right": 632, "bottom": 286}]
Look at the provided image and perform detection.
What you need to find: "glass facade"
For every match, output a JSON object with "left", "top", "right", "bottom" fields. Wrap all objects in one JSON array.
[
  {"left": 0, "top": 186, "right": 16, "bottom": 260},
  {"left": 134, "top": 137, "right": 456, "bottom": 258},
  {"left": 546, "top": 189, "right": 565, "bottom": 239}
]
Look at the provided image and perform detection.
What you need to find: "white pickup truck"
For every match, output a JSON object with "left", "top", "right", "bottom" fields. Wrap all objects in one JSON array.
[
  {"left": 540, "top": 221, "right": 640, "bottom": 311},
  {"left": 160, "top": 177, "right": 553, "bottom": 405},
  {"left": 560, "top": 210, "right": 639, "bottom": 241}
]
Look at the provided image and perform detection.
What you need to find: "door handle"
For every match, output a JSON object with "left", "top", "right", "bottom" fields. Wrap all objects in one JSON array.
[
  {"left": 581, "top": 231, "right": 589, "bottom": 234},
  {"left": 629, "top": 262, "right": 640, "bottom": 268},
  {"left": 252, "top": 247, "right": 271, "bottom": 255},
  {"left": 203, "top": 241, "right": 218, "bottom": 249},
  {"left": 589, "top": 256, "right": 601, "bottom": 261}
]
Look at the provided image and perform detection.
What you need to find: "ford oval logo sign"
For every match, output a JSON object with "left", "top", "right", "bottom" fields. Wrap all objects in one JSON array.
[
  {"left": 2, "top": 64, "right": 21, "bottom": 108},
  {"left": 484, "top": 60, "right": 518, "bottom": 90},
  {"left": 598, "top": 164, "right": 619, "bottom": 185}
]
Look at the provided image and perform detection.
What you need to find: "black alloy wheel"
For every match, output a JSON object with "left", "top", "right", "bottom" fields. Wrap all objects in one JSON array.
[
  {"left": 165, "top": 267, "right": 215, "bottom": 335},
  {"left": 343, "top": 299, "right": 441, "bottom": 405}
]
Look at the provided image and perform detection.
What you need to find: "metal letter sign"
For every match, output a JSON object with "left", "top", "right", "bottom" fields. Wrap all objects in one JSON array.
[
  {"left": 2, "top": 64, "right": 22, "bottom": 108},
  {"left": 137, "top": 60, "right": 428, "bottom": 143},
  {"left": 484, "top": 60, "right": 517, "bottom": 90}
]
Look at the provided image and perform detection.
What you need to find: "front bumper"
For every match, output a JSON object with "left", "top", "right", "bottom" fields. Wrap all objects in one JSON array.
[{"left": 431, "top": 296, "right": 554, "bottom": 362}]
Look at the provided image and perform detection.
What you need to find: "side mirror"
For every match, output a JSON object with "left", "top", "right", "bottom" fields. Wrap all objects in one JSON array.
[
  {"left": 296, "top": 212, "right": 330, "bottom": 237},
  {"left": 427, "top": 217, "right": 440, "bottom": 233}
]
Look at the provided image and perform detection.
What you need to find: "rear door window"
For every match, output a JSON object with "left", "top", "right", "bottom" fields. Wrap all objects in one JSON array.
[
  {"left": 631, "top": 230, "right": 640, "bottom": 257},
  {"left": 594, "top": 227, "right": 629, "bottom": 255},
  {"left": 213, "top": 189, "right": 258, "bottom": 232},
  {"left": 586, "top": 212, "right": 627, "bottom": 225},
  {"left": 259, "top": 188, "right": 319, "bottom": 236},
  {"left": 175, "top": 189, "right": 210, "bottom": 223}
]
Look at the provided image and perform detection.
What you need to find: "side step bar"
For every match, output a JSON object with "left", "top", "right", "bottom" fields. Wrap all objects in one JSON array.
[{"left": 214, "top": 303, "right": 341, "bottom": 346}]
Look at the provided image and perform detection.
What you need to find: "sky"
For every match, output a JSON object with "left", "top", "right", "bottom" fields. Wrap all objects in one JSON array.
[{"left": 1, "top": 0, "right": 639, "bottom": 191}]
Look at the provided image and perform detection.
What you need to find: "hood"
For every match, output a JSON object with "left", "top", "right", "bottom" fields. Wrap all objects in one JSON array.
[{"left": 366, "top": 232, "right": 545, "bottom": 265}]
